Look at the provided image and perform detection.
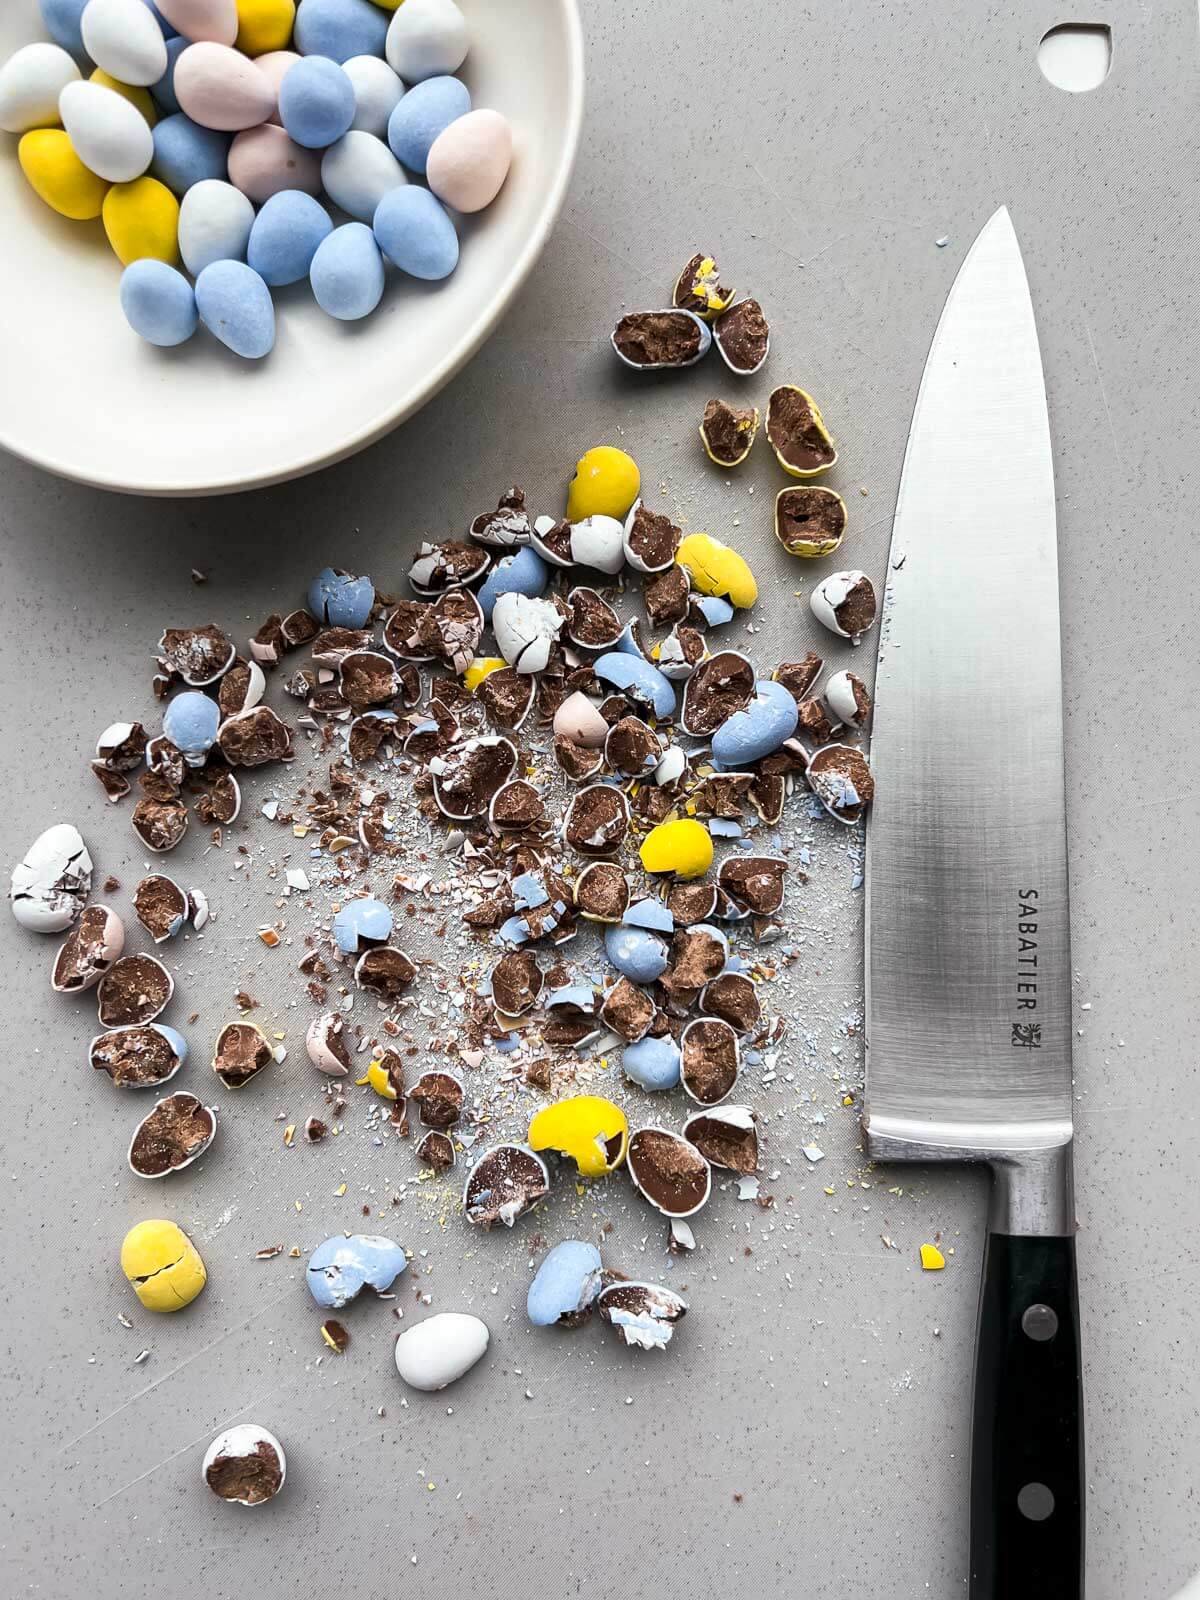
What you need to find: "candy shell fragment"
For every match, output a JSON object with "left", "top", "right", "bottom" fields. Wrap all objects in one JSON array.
[
  {"left": 675, "top": 533, "right": 757, "bottom": 609},
  {"left": 10, "top": 823, "right": 92, "bottom": 932},
  {"left": 713, "top": 298, "right": 769, "bottom": 375},
  {"left": 672, "top": 251, "right": 734, "bottom": 320},
  {"left": 806, "top": 743, "right": 875, "bottom": 824},
  {"left": 612, "top": 308, "right": 711, "bottom": 370},
  {"left": 810, "top": 571, "right": 877, "bottom": 642},
  {"left": 52, "top": 904, "right": 125, "bottom": 992},
  {"left": 527, "top": 1240, "right": 603, "bottom": 1327},
  {"left": 921, "top": 1244, "right": 946, "bottom": 1271},
  {"left": 528, "top": 1095, "right": 628, "bottom": 1177},
  {"left": 128, "top": 1092, "right": 217, "bottom": 1178},
  {"left": 682, "top": 1104, "right": 758, "bottom": 1172},
  {"left": 306, "top": 1233, "right": 407, "bottom": 1308},
  {"left": 627, "top": 1127, "right": 711, "bottom": 1218},
  {"left": 463, "top": 1143, "right": 550, "bottom": 1228},
  {"left": 766, "top": 385, "right": 837, "bottom": 477},
  {"left": 597, "top": 1280, "right": 687, "bottom": 1349}
]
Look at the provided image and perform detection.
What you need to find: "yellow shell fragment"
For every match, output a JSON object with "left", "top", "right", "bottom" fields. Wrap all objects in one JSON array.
[
  {"left": 463, "top": 656, "right": 506, "bottom": 692},
  {"left": 919, "top": 1244, "right": 946, "bottom": 1271},
  {"left": 356, "top": 1060, "right": 398, "bottom": 1100},
  {"left": 639, "top": 817, "right": 713, "bottom": 880},
  {"left": 121, "top": 1219, "right": 207, "bottom": 1312},
  {"left": 675, "top": 533, "right": 757, "bottom": 609},
  {"left": 565, "top": 446, "right": 640, "bottom": 521},
  {"left": 528, "top": 1095, "right": 629, "bottom": 1177}
]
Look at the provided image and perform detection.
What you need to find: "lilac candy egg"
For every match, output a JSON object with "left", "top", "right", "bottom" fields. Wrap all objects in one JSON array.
[
  {"left": 527, "top": 1240, "right": 602, "bottom": 1327},
  {"left": 254, "top": 49, "right": 300, "bottom": 124},
  {"left": 175, "top": 41, "right": 277, "bottom": 130},
  {"left": 156, "top": 0, "right": 238, "bottom": 45},
  {"left": 622, "top": 1035, "right": 681, "bottom": 1092},
  {"left": 228, "top": 123, "right": 322, "bottom": 200},
  {"left": 163, "top": 690, "right": 220, "bottom": 762},
  {"left": 711, "top": 679, "right": 798, "bottom": 766},
  {"left": 604, "top": 923, "right": 669, "bottom": 984},
  {"left": 309, "top": 567, "right": 374, "bottom": 626},
  {"left": 426, "top": 107, "right": 511, "bottom": 213},
  {"left": 476, "top": 546, "right": 548, "bottom": 622}
]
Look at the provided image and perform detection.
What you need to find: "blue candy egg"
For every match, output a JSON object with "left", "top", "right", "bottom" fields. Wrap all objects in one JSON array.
[
  {"left": 307, "top": 1233, "right": 407, "bottom": 1309},
  {"left": 294, "top": 0, "right": 389, "bottom": 64},
  {"left": 120, "top": 260, "right": 197, "bottom": 347},
  {"left": 373, "top": 184, "right": 458, "bottom": 280},
  {"left": 622, "top": 1035, "right": 681, "bottom": 1092},
  {"left": 623, "top": 897, "right": 674, "bottom": 934},
  {"left": 711, "top": 679, "right": 799, "bottom": 766},
  {"left": 332, "top": 896, "right": 393, "bottom": 954},
  {"left": 278, "top": 56, "right": 356, "bottom": 149},
  {"left": 604, "top": 923, "right": 669, "bottom": 984},
  {"left": 151, "top": 113, "right": 230, "bottom": 194},
  {"left": 248, "top": 190, "right": 333, "bottom": 286},
  {"left": 594, "top": 652, "right": 677, "bottom": 720},
  {"left": 195, "top": 260, "right": 276, "bottom": 359},
  {"left": 386, "top": 73, "right": 470, "bottom": 173},
  {"left": 162, "top": 690, "right": 219, "bottom": 762},
  {"left": 309, "top": 565, "right": 374, "bottom": 626},
  {"left": 527, "top": 1240, "right": 603, "bottom": 1327},
  {"left": 310, "top": 221, "right": 384, "bottom": 320},
  {"left": 39, "top": 0, "right": 89, "bottom": 60},
  {"left": 151, "top": 36, "right": 189, "bottom": 116},
  {"left": 511, "top": 871, "right": 550, "bottom": 911},
  {"left": 476, "top": 546, "right": 548, "bottom": 622}
]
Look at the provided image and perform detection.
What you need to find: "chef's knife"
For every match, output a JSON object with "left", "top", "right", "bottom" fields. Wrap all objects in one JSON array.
[{"left": 863, "top": 206, "right": 1083, "bottom": 1598}]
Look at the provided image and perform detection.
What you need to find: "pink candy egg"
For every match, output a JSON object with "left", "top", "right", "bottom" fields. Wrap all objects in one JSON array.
[
  {"left": 255, "top": 50, "right": 301, "bottom": 126},
  {"left": 175, "top": 41, "right": 277, "bottom": 131},
  {"left": 157, "top": 0, "right": 239, "bottom": 46},
  {"left": 229, "top": 123, "right": 321, "bottom": 202},
  {"left": 426, "top": 108, "right": 512, "bottom": 214}
]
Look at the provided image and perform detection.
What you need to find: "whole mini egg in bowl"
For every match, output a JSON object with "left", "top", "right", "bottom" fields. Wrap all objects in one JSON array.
[{"left": 0, "top": 0, "right": 583, "bottom": 495}]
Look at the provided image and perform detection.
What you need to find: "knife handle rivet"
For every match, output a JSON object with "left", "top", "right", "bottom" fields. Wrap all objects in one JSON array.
[
  {"left": 1016, "top": 1482, "right": 1056, "bottom": 1523},
  {"left": 1021, "top": 1303, "right": 1059, "bottom": 1342}
]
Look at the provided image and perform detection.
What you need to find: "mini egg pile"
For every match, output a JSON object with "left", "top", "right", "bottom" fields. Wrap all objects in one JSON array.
[{"left": 0, "top": 0, "right": 511, "bottom": 356}]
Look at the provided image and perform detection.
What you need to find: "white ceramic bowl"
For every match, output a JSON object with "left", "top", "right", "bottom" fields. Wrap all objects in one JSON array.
[{"left": 0, "top": 0, "right": 583, "bottom": 496}]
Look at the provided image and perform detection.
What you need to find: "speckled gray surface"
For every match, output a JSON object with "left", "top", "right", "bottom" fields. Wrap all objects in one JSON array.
[{"left": 2, "top": 2, "right": 1199, "bottom": 1596}]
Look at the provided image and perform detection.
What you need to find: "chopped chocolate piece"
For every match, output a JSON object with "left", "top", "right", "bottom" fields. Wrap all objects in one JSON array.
[
  {"left": 749, "top": 771, "right": 786, "bottom": 824},
  {"left": 531, "top": 516, "right": 573, "bottom": 564},
  {"left": 463, "top": 890, "right": 514, "bottom": 930},
  {"left": 213, "top": 1022, "right": 273, "bottom": 1088},
  {"left": 91, "top": 1024, "right": 182, "bottom": 1086},
  {"left": 625, "top": 503, "right": 682, "bottom": 571},
  {"left": 773, "top": 654, "right": 825, "bottom": 708},
  {"left": 690, "top": 772, "right": 752, "bottom": 820},
  {"left": 774, "top": 485, "right": 847, "bottom": 557},
  {"left": 217, "top": 660, "right": 259, "bottom": 719},
  {"left": 567, "top": 586, "right": 622, "bottom": 649},
  {"left": 132, "top": 797, "right": 189, "bottom": 853},
  {"left": 91, "top": 762, "right": 131, "bottom": 802},
  {"left": 663, "top": 925, "right": 726, "bottom": 994},
  {"left": 355, "top": 946, "right": 417, "bottom": 999},
  {"left": 284, "top": 667, "right": 317, "bottom": 699},
  {"left": 464, "top": 1143, "right": 549, "bottom": 1227},
  {"left": 307, "top": 687, "right": 351, "bottom": 718},
  {"left": 134, "top": 874, "right": 188, "bottom": 943},
  {"left": 348, "top": 711, "right": 398, "bottom": 762},
  {"left": 656, "top": 623, "right": 706, "bottom": 677},
  {"left": 604, "top": 715, "right": 662, "bottom": 777},
  {"left": 597, "top": 694, "right": 632, "bottom": 725},
  {"left": 700, "top": 971, "right": 762, "bottom": 1035},
  {"left": 282, "top": 609, "right": 319, "bottom": 647},
  {"left": 376, "top": 1048, "right": 406, "bottom": 1098},
  {"left": 489, "top": 779, "right": 545, "bottom": 831},
  {"left": 311, "top": 627, "right": 373, "bottom": 666},
  {"left": 719, "top": 855, "right": 786, "bottom": 915},
  {"left": 382, "top": 600, "right": 432, "bottom": 659},
  {"left": 146, "top": 736, "right": 186, "bottom": 791},
  {"left": 250, "top": 615, "right": 286, "bottom": 666},
  {"left": 158, "top": 624, "right": 235, "bottom": 686},
  {"left": 597, "top": 1280, "right": 687, "bottom": 1347},
  {"left": 205, "top": 1438, "right": 283, "bottom": 1505},
  {"left": 432, "top": 736, "right": 518, "bottom": 820},
  {"left": 404, "top": 703, "right": 460, "bottom": 762},
  {"left": 599, "top": 975, "right": 655, "bottom": 1042},
  {"left": 305, "top": 1117, "right": 328, "bottom": 1142},
  {"left": 700, "top": 397, "right": 759, "bottom": 466},
  {"left": 564, "top": 784, "right": 630, "bottom": 857},
  {"left": 683, "top": 1106, "right": 758, "bottom": 1173},
  {"left": 644, "top": 563, "right": 691, "bottom": 628},
  {"left": 681, "top": 1018, "right": 739, "bottom": 1104},
  {"left": 807, "top": 743, "right": 875, "bottom": 823},
  {"left": 766, "top": 385, "right": 837, "bottom": 475},
  {"left": 613, "top": 309, "right": 704, "bottom": 367},
  {"left": 681, "top": 651, "right": 754, "bottom": 736},
  {"left": 673, "top": 251, "right": 734, "bottom": 318},
  {"left": 574, "top": 861, "right": 629, "bottom": 922},
  {"left": 53, "top": 904, "right": 123, "bottom": 992},
  {"left": 713, "top": 298, "right": 769, "bottom": 374},
  {"left": 491, "top": 950, "right": 544, "bottom": 1016},
  {"left": 339, "top": 650, "right": 401, "bottom": 711},
  {"left": 627, "top": 1128, "right": 711, "bottom": 1217},
  {"left": 407, "top": 1070, "right": 463, "bottom": 1128},
  {"left": 667, "top": 881, "right": 719, "bottom": 925},
  {"left": 321, "top": 1318, "right": 350, "bottom": 1353},
  {"left": 632, "top": 786, "right": 674, "bottom": 824},
  {"left": 470, "top": 486, "right": 532, "bottom": 548},
  {"left": 416, "top": 1130, "right": 455, "bottom": 1172},
  {"left": 218, "top": 706, "right": 293, "bottom": 767},
  {"left": 416, "top": 590, "right": 484, "bottom": 675},
  {"left": 797, "top": 697, "right": 839, "bottom": 745},
  {"left": 128, "top": 1092, "right": 215, "bottom": 1177},
  {"left": 97, "top": 954, "right": 173, "bottom": 1027},
  {"left": 524, "top": 1057, "right": 553, "bottom": 1092},
  {"left": 758, "top": 739, "right": 809, "bottom": 776},
  {"left": 97, "top": 721, "right": 147, "bottom": 771},
  {"left": 395, "top": 663, "right": 420, "bottom": 706},
  {"left": 408, "top": 539, "right": 489, "bottom": 596},
  {"left": 194, "top": 771, "right": 240, "bottom": 825}
]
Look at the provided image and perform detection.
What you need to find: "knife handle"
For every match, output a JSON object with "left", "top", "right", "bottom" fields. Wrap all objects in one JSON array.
[{"left": 969, "top": 1232, "right": 1083, "bottom": 1598}]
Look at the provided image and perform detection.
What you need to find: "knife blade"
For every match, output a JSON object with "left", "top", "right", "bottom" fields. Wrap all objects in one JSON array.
[{"left": 863, "top": 207, "right": 1083, "bottom": 1598}]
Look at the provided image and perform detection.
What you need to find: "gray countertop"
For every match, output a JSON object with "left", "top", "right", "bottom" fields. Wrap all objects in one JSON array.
[{"left": 2, "top": 2, "right": 1198, "bottom": 1596}]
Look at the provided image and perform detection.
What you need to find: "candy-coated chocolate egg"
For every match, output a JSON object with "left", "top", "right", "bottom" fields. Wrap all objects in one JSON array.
[
  {"left": 81, "top": 0, "right": 169, "bottom": 88},
  {"left": 121, "top": 1218, "right": 207, "bottom": 1310},
  {"left": 247, "top": 186, "right": 331, "bottom": 281},
  {"left": 175, "top": 40, "right": 276, "bottom": 130},
  {"left": 321, "top": 128, "right": 404, "bottom": 221},
  {"left": 203, "top": 1425, "right": 285, "bottom": 1504},
  {"left": 60, "top": 79, "right": 155, "bottom": 182},
  {"left": 253, "top": 47, "right": 299, "bottom": 122},
  {"left": 675, "top": 532, "right": 757, "bottom": 609},
  {"left": 235, "top": 0, "right": 297, "bottom": 56},
  {"left": 278, "top": 54, "right": 355, "bottom": 148},
  {"left": 228, "top": 120, "right": 320, "bottom": 198},
  {"left": 10, "top": 823, "right": 92, "bottom": 931},
  {"left": 293, "top": 0, "right": 388, "bottom": 63},
  {"left": 385, "top": 72, "right": 467, "bottom": 172},
  {"left": 527, "top": 1241, "right": 602, "bottom": 1327},
  {"left": 639, "top": 818, "right": 713, "bottom": 879},
  {"left": 373, "top": 182, "right": 456, "bottom": 278},
  {"left": 195, "top": 258, "right": 275, "bottom": 357},
  {"left": 343, "top": 52, "right": 404, "bottom": 138},
  {"left": 528, "top": 1095, "right": 628, "bottom": 1177},
  {"left": 102, "top": 174, "right": 179, "bottom": 264},
  {"left": 40, "top": 0, "right": 91, "bottom": 60},
  {"left": 151, "top": 111, "right": 230, "bottom": 190},
  {"left": 18, "top": 129, "right": 108, "bottom": 218},
  {"left": 426, "top": 106, "right": 510, "bottom": 213},
  {"left": 711, "top": 678, "right": 798, "bottom": 766},
  {"left": 150, "top": 35, "right": 189, "bottom": 114},
  {"left": 309, "top": 220, "right": 384, "bottom": 319},
  {"left": 0, "top": 43, "right": 80, "bottom": 134},
  {"left": 566, "top": 446, "right": 639, "bottom": 521},
  {"left": 178, "top": 177, "right": 254, "bottom": 273},
  {"left": 89, "top": 69, "right": 158, "bottom": 125},
  {"left": 120, "top": 258, "right": 198, "bottom": 344},
  {"left": 385, "top": 0, "right": 468, "bottom": 82},
  {"left": 394, "top": 1311, "right": 488, "bottom": 1391},
  {"left": 158, "top": 0, "right": 239, "bottom": 44}
]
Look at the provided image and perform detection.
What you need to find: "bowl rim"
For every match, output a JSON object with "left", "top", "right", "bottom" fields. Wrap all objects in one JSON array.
[{"left": 0, "top": 0, "right": 586, "bottom": 499}]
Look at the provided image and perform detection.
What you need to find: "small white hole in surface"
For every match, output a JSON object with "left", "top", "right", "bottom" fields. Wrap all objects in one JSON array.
[{"left": 1038, "top": 23, "right": 1113, "bottom": 92}]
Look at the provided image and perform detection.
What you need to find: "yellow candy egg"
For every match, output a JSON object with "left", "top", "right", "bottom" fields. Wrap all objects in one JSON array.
[
  {"left": 528, "top": 1095, "right": 628, "bottom": 1177},
  {"left": 18, "top": 129, "right": 108, "bottom": 220},
  {"left": 236, "top": 0, "right": 297, "bottom": 57},
  {"left": 370, "top": 0, "right": 404, "bottom": 9},
  {"left": 121, "top": 1219, "right": 207, "bottom": 1312},
  {"left": 566, "top": 446, "right": 640, "bottom": 521},
  {"left": 463, "top": 656, "right": 506, "bottom": 692},
  {"left": 675, "top": 532, "right": 758, "bottom": 609},
  {"left": 89, "top": 69, "right": 157, "bottom": 127},
  {"left": 102, "top": 176, "right": 180, "bottom": 265},
  {"left": 639, "top": 817, "right": 713, "bottom": 879}
]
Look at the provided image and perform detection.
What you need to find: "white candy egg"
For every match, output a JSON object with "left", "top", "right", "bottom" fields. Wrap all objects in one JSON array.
[
  {"left": 60, "top": 80, "right": 154, "bottom": 183},
  {"left": 569, "top": 515, "right": 625, "bottom": 575},
  {"left": 202, "top": 1424, "right": 286, "bottom": 1505},
  {"left": 491, "top": 592, "right": 564, "bottom": 674},
  {"left": 809, "top": 570, "right": 878, "bottom": 641},
  {"left": 81, "top": 0, "right": 169, "bottom": 88},
  {"left": 320, "top": 130, "right": 406, "bottom": 223},
  {"left": 10, "top": 823, "right": 93, "bottom": 932},
  {"left": 385, "top": 0, "right": 469, "bottom": 83},
  {"left": 823, "top": 668, "right": 871, "bottom": 728},
  {"left": 394, "top": 1311, "right": 489, "bottom": 1390},
  {"left": 0, "top": 43, "right": 80, "bottom": 135},
  {"left": 343, "top": 54, "right": 405, "bottom": 138},
  {"left": 178, "top": 179, "right": 256, "bottom": 276}
]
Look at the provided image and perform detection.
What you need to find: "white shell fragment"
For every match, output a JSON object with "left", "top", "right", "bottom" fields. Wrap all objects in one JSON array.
[
  {"left": 10, "top": 823, "right": 93, "bottom": 931},
  {"left": 394, "top": 1311, "right": 490, "bottom": 1391},
  {"left": 51, "top": 904, "right": 125, "bottom": 992},
  {"left": 491, "top": 592, "right": 565, "bottom": 673},
  {"left": 202, "top": 1424, "right": 286, "bottom": 1506},
  {"left": 568, "top": 515, "right": 625, "bottom": 575}
]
